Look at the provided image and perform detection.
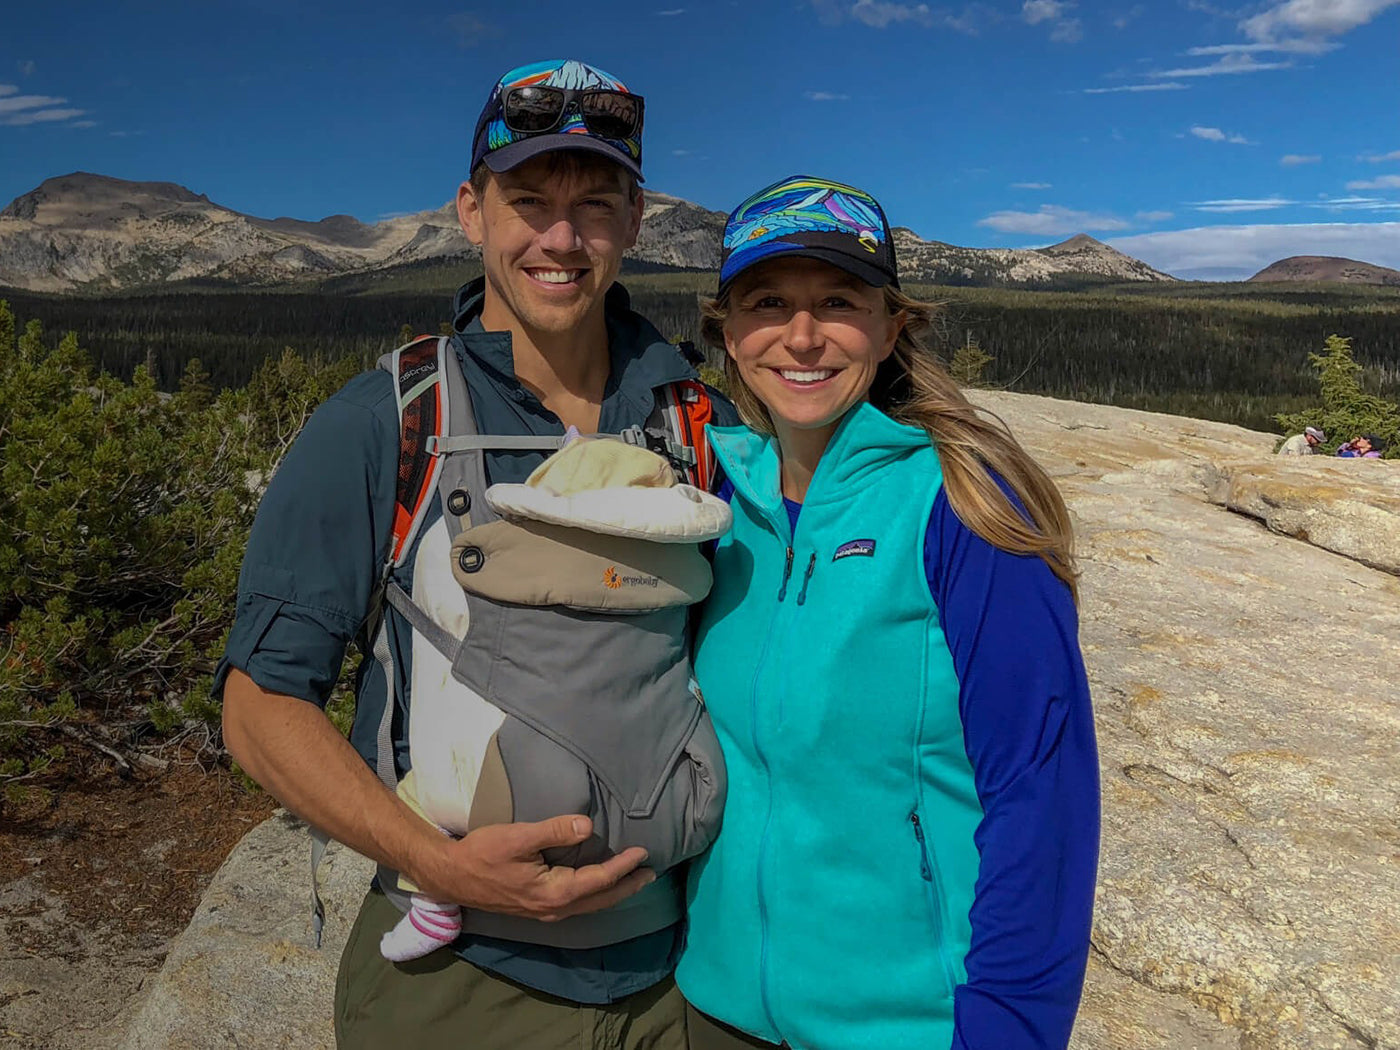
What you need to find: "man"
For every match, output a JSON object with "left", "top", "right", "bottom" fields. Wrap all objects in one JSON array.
[
  {"left": 218, "top": 59, "right": 734, "bottom": 1049},
  {"left": 1278, "top": 425, "right": 1324, "bottom": 455}
]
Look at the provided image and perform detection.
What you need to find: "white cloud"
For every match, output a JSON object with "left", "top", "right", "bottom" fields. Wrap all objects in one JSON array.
[
  {"left": 0, "top": 90, "right": 92, "bottom": 128},
  {"left": 1149, "top": 53, "right": 1293, "bottom": 76},
  {"left": 1, "top": 107, "right": 87, "bottom": 126},
  {"left": 1012, "top": 181, "right": 1053, "bottom": 189},
  {"left": 805, "top": 90, "right": 851, "bottom": 101},
  {"left": 1191, "top": 197, "right": 1296, "bottom": 211},
  {"left": 1022, "top": 0, "right": 1067, "bottom": 23},
  {"left": 656, "top": 7, "right": 686, "bottom": 13},
  {"left": 1190, "top": 125, "right": 1253, "bottom": 144},
  {"left": 1186, "top": 39, "right": 1337, "bottom": 54},
  {"left": 671, "top": 148, "right": 692, "bottom": 156},
  {"left": 851, "top": 0, "right": 934, "bottom": 26},
  {"left": 1108, "top": 221, "right": 1400, "bottom": 279},
  {"left": 978, "top": 204, "right": 1130, "bottom": 235},
  {"left": 1136, "top": 210, "right": 1175, "bottom": 222},
  {"left": 0, "top": 93, "right": 67, "bottom": 114},
  {"left": 70, "top": 120, "right": 97, "bottom": 129},
  {"left": 1312, "top": 196, "right": 1400, "bottom": 212},
  {"left": 18, "top": 60, "right": 36, "bottom": 76},
  {"left": 1280, "top": 153, "right": 1321, "bottom": 165},
  {"left": 1022, "top": 0, "right": 1081, "bottom": 40},
  {"left": 1241, "top": 0, "right": 1400, "bottom": 44},
  {"left": 1084, "top": 82, "right": 1189, "bottom": 93},
  {"left": 1346, "top": 174, "right": 1400, "bottom": 190},
  {"left": 814, "top": 0, "right": 990, "bottom": 32},
  {"left": 1361, "top": 149, "right": 1400, "bottom": 162}
]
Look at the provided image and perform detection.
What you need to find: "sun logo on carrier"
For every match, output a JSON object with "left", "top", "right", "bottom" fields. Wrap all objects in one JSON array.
[{"left": 603, "top": 566, "right": 622, "bottom": 589}]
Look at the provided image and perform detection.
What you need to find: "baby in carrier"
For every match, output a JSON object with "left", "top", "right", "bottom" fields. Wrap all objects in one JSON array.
[{"left": 381, "top": 431, "right": 732, "bottom": 961}]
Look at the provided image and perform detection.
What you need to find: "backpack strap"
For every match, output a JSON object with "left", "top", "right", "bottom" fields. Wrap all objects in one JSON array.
[
  {"left": 645, "top": 379, "right": 715, "bottom": 491},
  {"left": 384, "top": 335, "right": 452, "bottom": 569}
]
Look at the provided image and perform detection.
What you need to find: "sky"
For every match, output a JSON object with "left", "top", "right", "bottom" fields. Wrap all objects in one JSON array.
[{"left": 2, "top": 0, "right": 1398, "bottom": 280}]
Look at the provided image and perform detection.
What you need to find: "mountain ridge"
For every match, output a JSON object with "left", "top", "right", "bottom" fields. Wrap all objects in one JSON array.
[{"left": 1, "top": 172, "right": 1175, "bottom": 293}]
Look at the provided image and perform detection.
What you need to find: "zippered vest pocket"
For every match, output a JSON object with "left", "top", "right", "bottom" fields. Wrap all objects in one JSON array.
[{"left": 911, "top": 808, "right": 960, "bottom": 996}]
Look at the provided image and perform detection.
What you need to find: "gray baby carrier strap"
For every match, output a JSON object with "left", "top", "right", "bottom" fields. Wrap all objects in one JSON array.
[{"left": 367, "top": 334, "right": 722, "bottom": 948}]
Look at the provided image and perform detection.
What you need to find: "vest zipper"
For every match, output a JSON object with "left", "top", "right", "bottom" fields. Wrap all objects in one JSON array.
[
  {"left": 911, "top": 809, "right": 959, "bottom": 994},
  {"left": 795, "top": 553, "right": 816, "bottom": 606},
  {"left": 775, "top": 546, "right": 795, "bottom": 601}
]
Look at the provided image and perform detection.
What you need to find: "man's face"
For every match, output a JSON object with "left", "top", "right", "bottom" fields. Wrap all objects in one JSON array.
[{"left": 457, "top": 156, "right": 643, "bottom": 337}]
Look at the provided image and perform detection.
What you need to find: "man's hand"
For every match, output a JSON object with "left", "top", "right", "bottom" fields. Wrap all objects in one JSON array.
[{"left": 412, "top": 815, "right": 655, "bottom": 922}]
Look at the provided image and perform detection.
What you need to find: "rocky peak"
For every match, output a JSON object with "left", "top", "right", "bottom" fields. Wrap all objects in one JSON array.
[{"left": 1, "top": 172, "right": 209, "bottom": 222}]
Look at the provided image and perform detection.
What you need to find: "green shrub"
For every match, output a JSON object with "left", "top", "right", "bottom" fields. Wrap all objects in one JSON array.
[{"left": 0, "top": 301, "right": 362, "bottom": 799}]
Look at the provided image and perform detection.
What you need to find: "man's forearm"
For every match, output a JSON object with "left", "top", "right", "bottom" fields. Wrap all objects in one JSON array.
[
  {"left": 221, "top": 668, "right": 445, "bottom": 885},
  {"left": 222, "top": 667, "right": 654, "bottom": 918}
]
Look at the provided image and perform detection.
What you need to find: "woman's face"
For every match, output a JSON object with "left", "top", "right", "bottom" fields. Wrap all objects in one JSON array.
[{"left": 724, "top": 256, "right": 901, "bottom": 447}]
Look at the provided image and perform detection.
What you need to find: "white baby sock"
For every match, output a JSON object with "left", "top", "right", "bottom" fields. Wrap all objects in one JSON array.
[{"left": 379, "top": 894, "right": 463, "bottom": 962}]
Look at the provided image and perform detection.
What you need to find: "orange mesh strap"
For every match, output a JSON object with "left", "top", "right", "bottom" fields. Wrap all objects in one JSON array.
[
  {"left": 670, "top": 380, "right": 715, "bottom": 491},
  {"left": 390, "top": 336, "right": 445, "bottom": 564}
]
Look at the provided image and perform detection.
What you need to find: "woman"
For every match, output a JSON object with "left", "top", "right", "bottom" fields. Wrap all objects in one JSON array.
[{"left": 679, "top": 176, "right": 1100, "bottom": 1050}]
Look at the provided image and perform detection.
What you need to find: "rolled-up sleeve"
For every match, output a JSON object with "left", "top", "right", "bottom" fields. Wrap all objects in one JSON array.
[
  {"left": 214, "top": 370, "right": 398, "bottom": 706},
  {"left": 926, "top": 484, "right": 1100, "bottom": 1050}
]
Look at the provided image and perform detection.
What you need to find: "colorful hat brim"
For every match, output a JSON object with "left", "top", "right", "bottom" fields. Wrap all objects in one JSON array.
[
  {"left": 718, "top": 244, "right": 896, "bottom": 297},
  {"left": 482, "top": 134, "right": 644, "bottom": 181}
]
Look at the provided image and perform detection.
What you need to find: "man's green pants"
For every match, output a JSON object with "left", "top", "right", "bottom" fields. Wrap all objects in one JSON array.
[{"left": 334, "top": 888, "right": 687, "bottom": 1050}]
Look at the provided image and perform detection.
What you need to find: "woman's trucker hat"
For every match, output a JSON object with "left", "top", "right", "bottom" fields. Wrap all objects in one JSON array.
[
  {"left": 470, "top": 59, "right": 644, "bottom": 181},
  {"left": 718, "top": 175, "right": 899, "bottom": 297}
]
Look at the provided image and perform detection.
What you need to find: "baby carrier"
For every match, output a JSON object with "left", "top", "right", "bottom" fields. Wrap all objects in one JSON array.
[{"left": 312, "top": 334, "right": 728, "bottom": 950}]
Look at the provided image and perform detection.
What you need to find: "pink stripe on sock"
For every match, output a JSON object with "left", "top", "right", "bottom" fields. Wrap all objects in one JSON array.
[
  {"left": 413, "top": 908, "right": 461, "bottom": 933},
  {"left": 410, "top": 911, "right": 459, "bottom": 942},
  {"left": 417, "top": 900, "right": 460, "bottom": 915}
]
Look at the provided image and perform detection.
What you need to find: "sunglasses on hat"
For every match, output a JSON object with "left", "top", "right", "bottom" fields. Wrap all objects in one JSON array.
[{"left": 501, "top": 85, "right": 644, "bottom": 142}]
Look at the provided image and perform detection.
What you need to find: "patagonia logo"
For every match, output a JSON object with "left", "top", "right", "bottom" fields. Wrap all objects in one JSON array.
[
  {"left": 833, "top": 539, "right": 876, "bottom": 561},
  {"left": 603, "top": 566, "right": 658, "bottom": 589}
]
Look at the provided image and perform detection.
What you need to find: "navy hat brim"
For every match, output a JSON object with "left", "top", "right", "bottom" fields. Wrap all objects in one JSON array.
[
  {"left": 718, "top": 244, "right": 898, "bottom": 298},
  {"left": 482, "top": 134, "right": 644, "bottom": 182}
]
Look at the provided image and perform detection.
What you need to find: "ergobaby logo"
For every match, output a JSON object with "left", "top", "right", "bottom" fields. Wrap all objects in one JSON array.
[
  {"left": 832, "top": 538, "right": 876, "bottom": 561},
  {"left": 603, "top": 566, "right": 658, "bottom": 589}
]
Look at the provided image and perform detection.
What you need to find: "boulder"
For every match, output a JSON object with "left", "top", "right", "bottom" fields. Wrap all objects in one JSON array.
[
  {"left": 117, "top": 812, "right": 372, "bottom": 1050},
  {"left": 1206, "top": 458, "right": 1400, "bottom": 575},
  {"left": 118, "top": 391, "right": 1400, "bottom": 1050}
]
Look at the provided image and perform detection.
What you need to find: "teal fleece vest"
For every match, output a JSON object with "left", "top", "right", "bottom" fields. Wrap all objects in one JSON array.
[{"left": 680, "top": 404, "right": 984, "bottom": 1050}]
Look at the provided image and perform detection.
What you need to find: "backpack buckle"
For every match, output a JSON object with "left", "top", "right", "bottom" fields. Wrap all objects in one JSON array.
[{"left": 621, "top": 425, "right": 697, "bottom": 469}]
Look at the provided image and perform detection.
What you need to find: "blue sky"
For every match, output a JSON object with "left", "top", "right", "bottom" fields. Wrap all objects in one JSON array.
[{"left": 3, "top": 0, "right": 1398, "bottom": 279}]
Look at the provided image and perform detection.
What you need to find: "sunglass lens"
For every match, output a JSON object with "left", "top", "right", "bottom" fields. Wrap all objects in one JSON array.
[
  {"left": 579, "top": 91, "right": 641, "bottom": 140},
  {"left": 504, "top": 86, "right": 565, "bottom": 132}
]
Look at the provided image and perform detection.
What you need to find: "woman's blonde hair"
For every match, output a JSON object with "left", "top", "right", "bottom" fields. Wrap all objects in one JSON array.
[{"left": 700, "top": 284, "right": 1079, "bottom": 601}]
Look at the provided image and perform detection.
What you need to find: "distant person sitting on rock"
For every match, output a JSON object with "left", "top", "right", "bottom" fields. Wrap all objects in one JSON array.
[
  {"left": 1337, "top": 434, "right": 1384, "bottom": 458},
  {"left": 1279, "top": 425, "right": 1325, "bottom": 455}
]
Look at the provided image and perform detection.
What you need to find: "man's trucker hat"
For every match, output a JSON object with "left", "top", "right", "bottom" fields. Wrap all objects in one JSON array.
[
  {"left": 470, "top": 59, "right": 644, "bottom": 181},
  {"left": 718, "top": 175, "right": 899, "bottom": 297}
]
